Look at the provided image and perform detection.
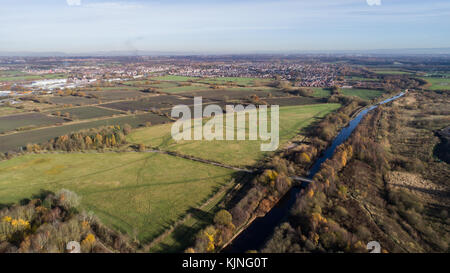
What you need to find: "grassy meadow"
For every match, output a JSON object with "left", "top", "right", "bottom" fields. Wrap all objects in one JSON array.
[
  {"left": 151, "top": 75, "right": 200, "bottom": 82},
  {"left": 0, "top": 73, "right": 66, "bottom": 82},
  {"left": 197, "top": 77, "right": 272, "bottom": 86},
  {"left": 160, "top": 85, "right": 209, "bottom": 94},
  {"left": 420, "top": 77, "right": 450, "bottom": 90},
  {"left": 311, "top": 88, "right": 332, "bottom": 98},
  {"left": 127, "top": 103, "right": 341, "bottom": 167},
  {"left": 0, "top": 152, "right": 234, "bottom": 242},
  {"left": 149, "top": 75, "right": 272, "bottom": 86},
  {"left": 341, "top": 88, "right": 384, "bottom": 100},
  {"left": 371, "top": 69, "right": 413, "bottom": 75},
  {"left": 312, "top": 87, "right": 384, "bottom": 100}
]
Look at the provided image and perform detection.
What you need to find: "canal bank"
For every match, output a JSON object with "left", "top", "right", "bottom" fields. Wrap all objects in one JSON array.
[{"left": 223, "top": 92, "right": 406, "bottom": 253}]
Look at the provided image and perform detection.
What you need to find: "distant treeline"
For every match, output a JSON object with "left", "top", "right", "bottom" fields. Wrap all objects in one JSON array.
[{"left": 24, "top": 124, "right": 132, "bottom": 153}]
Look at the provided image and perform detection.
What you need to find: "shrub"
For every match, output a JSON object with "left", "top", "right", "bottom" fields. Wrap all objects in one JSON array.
[
  {"left": 230, "top": 206, "right": 249, "bottom": 227},
  {"left": 214, "top": 210, "right": 232, "bottom": 226},
  {"left": 334, "top": 206, "right": 348, "bottom": 218},
  {"left": 297, "top": 152, "right": 311, "bottom": 164},
  {"left": 81, "top": 233, "right": 96, "bottom": 252},
  {"left": 55, "top": 189, "right": 80, "bottom": 210},
  {"left": 123, "top": 124, "right": 132, "bottom": 135},
  {"left": 356, "top": 226, "right": 371, "bottom": 240},
  {"left": 138, "top": 143, "right": 146, "bottom": 152}
]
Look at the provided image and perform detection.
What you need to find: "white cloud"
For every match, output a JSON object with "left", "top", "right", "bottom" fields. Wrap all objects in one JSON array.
[
  {"left": 367, "top": 0, "right": 381, "bottom": 6},
  {"left": 67, "top": 0, "right": 81, "bottom": 6}
]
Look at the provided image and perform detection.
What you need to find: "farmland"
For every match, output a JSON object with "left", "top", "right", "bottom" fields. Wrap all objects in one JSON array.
[
  {"left": 50, "top": 106, "right": 123, "bottom": 120},
  {"left": 100, "top": 95, "right": 200, "bottom": 112},
  {"left": 127, "top": 103, "right": 341, "bottom": 167},
  {"left": 86, "top": 89, "right": 150, "bottom": 101},
  {"left": 0, "top": 152, "right": 235, "bottom": 242},
  {"left": 47, "top": 96, "right": 99, "bottom": 106},
  {"left": 0, "top": 113, "right": 65, "bottom": 134},
  {"left": 0, "top": 106, "right": 25, "bottom": 116},
  {"left": 0, "top": 113, "right": 171, "bottom": 153},
  {"left": 179, "top": 88, "right": 287, "bottom": 101}
]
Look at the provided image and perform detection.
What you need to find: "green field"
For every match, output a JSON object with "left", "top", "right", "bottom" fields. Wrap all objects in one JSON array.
[
  {"left": 311, "top": 87, "right": 383, "bottom": 100},
  {"left": 150, "top": 179, "right": 233, "bottom": 252},
  {"left": 0, "top": 73, "right": 66, "bottom": 82},
  {"left": 198, "top": 77, "right": 271, "bottom": 86},
  {"left": 160, "top": 85, "right": 209, "bottom": 94},
  {"left": 371, "top": 69, "right": 412, "bottom": 75},
  {"left": 0, "top": 70, "right": 28, "bottom": 76},
  {"left": 127, "top": 103, "right": 341, "bottom": 167},
  {"left": 151, "top": 75, "right": 200, "bottom": 82},
  {"left": 0, "top": 152, "right": 234, "bottom": 242},
  {"left": 341, "top": 88, "right": 384, "bottom": 100},
  {"left": 420, "top": 77, "right": 450, "bottom": 90},
  {"left": 345, "top": 76, "right": 378, "bottom": 82},
  {"left": 150, "top": 75, "right": 271, "bottom": 86},
  {"left": 148, "top": 82, "right": 180, "bottom": 89},
  {"left": 311, "top": 88, "right": 332, "bottom": 98}
]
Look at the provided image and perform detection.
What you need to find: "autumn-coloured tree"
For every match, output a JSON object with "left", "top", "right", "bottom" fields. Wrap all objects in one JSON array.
[
  {"left": 81, "top": 233, "right": 96, "bottom": 252},
  {"left": 138, "top": 143, "right": 145, "bottom": 152},
  {"left": 298, "top": 152, "right": 311, "bottom": 164},
  {"left": 95, "top": 134, "right": 103, "bottom": 146},
  {"left": 123, "top": 124, "right": 132, "bottom": 135},
  {"left": 257, "top": 199, "right": 272, "bottom": 215},
  {"left": 110, "top": 134, "right": 117, "bottom": 146},
  {"left": 204, "top": 226, "right": 216, "bottom": 252},
  {"left": 85, "top": 136, "right": 93, "bottom": 147},
  {"left": 26, "top": 143, "right": 33, "bottom": 152}
]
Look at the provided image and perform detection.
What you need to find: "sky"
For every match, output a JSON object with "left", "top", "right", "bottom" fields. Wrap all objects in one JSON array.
[{"left": 0, "top": 0, "right": 449, "bottom": 53}]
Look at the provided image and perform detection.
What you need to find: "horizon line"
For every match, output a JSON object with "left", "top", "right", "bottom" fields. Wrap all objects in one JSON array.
[{"left": 1, "top": 47, "right": 450, "bottom": 57}]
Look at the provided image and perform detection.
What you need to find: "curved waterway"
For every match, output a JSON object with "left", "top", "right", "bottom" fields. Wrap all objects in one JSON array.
[{"left": 223, "top": 92, "right": 405, "bottom": 253}]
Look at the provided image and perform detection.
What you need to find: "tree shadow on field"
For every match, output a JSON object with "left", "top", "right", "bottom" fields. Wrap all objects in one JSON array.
[
  {"left": 156, "top": 223, "right": 198, "bottom": 253},
  {"left": 31, "top": 189, "right": 55, "bottom": 201},
  {"left": 0, "top": 202, "right": 14, "bottom": 210},
  {"left": 0, "top": 189, "right": 54, "bottom": 210},
  {"left": 155, "top": 207, "right": 216, "bottom": 253},
  {"left": 187, "top": 207, "right": 213, "bottom": 223}
]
